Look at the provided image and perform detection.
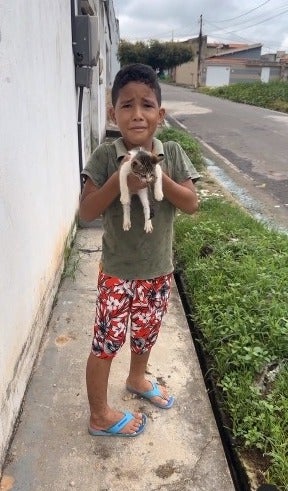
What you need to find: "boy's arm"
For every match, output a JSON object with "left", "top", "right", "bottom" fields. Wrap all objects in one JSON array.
[
  {"left": 162, "top": 174, "right": 198, "bottom": 215},
  {"left": 79, "top": 174, "right": 120, "bottom": 222}
]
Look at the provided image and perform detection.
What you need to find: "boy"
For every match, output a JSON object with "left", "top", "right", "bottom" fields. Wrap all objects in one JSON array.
[{"left": 79, "top": 63, "right": 199, "bottom": 437}]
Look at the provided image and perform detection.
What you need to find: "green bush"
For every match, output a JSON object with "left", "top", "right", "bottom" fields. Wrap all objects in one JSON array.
[
  {"left": 157, "top": 127, "right": 205, "bottom": 172},
  {"left": 199, "top": 81, "right": 288, "bottom": 113},
  {"left": 174, "top": 200, "right": 288, "bottom": 489}
]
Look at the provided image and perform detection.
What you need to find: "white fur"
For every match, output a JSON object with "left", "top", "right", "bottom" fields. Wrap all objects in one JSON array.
[{"left": 119, "top": 151, "right": 163, "bottom": 233}]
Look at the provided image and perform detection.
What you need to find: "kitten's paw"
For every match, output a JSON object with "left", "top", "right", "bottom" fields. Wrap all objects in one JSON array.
[
  {"left": 123, "top": 219, "right": 131, "bottom": 231},
  {"left": 144, "top": 220, "right": 153, "bottom": 233},
  {"left": 154, "top": 190, "right": 164, "bottom": 201}
]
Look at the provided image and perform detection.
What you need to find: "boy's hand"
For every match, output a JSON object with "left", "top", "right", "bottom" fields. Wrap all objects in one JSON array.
[
  {"left": 127, "top": 173, "right": 148, "bottom": 193},
  {"left": 120, "top": 154, "right": 148, "bottom": 194}
]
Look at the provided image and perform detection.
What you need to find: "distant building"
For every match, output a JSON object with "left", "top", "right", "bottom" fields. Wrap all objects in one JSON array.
[
  {"left": 172, "top": 36, "right": 252, "bottom": 87},
  {"left": 172, "top": 36, "right": 288, "bottom": 87},
  {"left": 203, "top": 44, "right": 288, "bottom": 86}
]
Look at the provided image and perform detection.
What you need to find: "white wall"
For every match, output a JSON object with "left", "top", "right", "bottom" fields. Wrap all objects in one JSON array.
[
  {"left": 0, "top": 0, "right": 120, "bottom": 471},
  {"left": 0, "top": 0, "right": 80, "bottom": 468},
  {"left": 87, "top": 0, "right": 120, "bottom": 153}
]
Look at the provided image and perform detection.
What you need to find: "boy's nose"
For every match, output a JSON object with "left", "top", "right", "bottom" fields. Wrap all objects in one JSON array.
[{"left": 132, "top": 106, "right": 144, "bottom": 120}]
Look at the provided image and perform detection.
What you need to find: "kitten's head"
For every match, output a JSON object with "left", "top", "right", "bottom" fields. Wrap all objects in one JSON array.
[{"left": 129, "top": 149, "right": 162, "bottom": 183}]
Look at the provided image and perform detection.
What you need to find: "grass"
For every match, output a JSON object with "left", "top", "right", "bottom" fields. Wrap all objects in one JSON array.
[
  {"left": 199, "top": 81, "right": 288, "bottom": 113},
  {"left": 156, "top": 126, "right": 206, "bottom": 172},
  {"left": 158, "top": 127, "right": 288, "bottom": 490}
]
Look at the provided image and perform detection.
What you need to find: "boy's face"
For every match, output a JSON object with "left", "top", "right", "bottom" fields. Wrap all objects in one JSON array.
[{"left": 110, "top": 82, "right": 165, "bottom": 151}]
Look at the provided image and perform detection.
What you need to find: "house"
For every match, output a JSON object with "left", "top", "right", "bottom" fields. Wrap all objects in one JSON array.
[
  {"left": 172, "top": 36, "right": 253, "bottom": 87},
  {"left": 202, "top": 44, "right": 287, "bottom": 87},
  {"left": 0, "top": 0, "right": 119, "bottom": 473},
  {"left": 262, "top": 50, "right": 288, "bottom": 81},
  {"left": 172, "top": 37, "right": 288, "bottom": 87}
]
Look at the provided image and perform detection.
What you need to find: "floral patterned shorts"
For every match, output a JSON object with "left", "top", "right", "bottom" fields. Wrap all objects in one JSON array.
[{"left": 91, "top": 271, "right": 172, "bottom": 358}]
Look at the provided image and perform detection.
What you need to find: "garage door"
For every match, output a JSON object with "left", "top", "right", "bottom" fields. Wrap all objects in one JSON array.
[
  {"left": 206, "top": 66, "right": 230, "bottom": 87},
  {"left": 261, "top": 67, "right": 270, "bottom": 83}
]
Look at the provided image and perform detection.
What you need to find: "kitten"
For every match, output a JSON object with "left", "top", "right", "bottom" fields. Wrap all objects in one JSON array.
[{"left": 119, "top": 148, "right": 163, "bottom": 233}]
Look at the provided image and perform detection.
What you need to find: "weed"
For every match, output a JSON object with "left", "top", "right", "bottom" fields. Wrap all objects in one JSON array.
[{"left": 61, "top": 237, "right": 80, "bottom": 281}]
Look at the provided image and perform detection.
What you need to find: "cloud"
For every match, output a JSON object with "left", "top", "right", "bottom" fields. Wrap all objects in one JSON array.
[
  {"left": 280, "top": 35, "right": 288, "bottom": 51},
  {"left": 113, "top": 0, "right": 288, "bottom": 52}
]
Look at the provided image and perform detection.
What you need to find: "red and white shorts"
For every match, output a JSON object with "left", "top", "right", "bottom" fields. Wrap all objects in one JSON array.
[{"left": 91, "top": 271, "right": 172, "bottom": 358}]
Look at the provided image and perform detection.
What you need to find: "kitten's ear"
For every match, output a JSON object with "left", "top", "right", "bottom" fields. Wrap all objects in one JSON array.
[
  {"left": 128, "top": 149, "right": 138, "bottom": 159},
  {"left": 151, "top": 155, "right": 164, "bottom": 164}
]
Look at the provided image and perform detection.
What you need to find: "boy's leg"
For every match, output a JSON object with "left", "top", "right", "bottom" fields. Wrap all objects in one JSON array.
[
  {"left": 87, "top": 272, "right": 144, "bottom": 434},
  {"left": 86, "top": 353, "right": 143, "bottom": 433},
  {"left": 126, "top": 274, "right": 173, "bottom": 407},
  {"left": 127, "top": 350, "right": 171, "bottom": 406}
]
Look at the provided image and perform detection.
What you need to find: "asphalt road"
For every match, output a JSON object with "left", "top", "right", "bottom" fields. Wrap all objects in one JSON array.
[{"left": 161, "top": 83, "right": 288, "bottom": 232}]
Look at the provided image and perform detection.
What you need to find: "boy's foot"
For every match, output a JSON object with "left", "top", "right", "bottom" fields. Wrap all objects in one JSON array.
[
  {"left": 89, "top": 409, "right": 145, "bottom": 436},
  {"left": 126, "top": 379, "right": 174, "bottom": 409}
]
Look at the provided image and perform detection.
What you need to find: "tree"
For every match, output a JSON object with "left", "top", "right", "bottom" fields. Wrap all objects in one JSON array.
[
  {"left": 118, "top": 39, "right": 193, "bottom": 71},
  {"left": 117, "top": 40, "right": 149, "bottom": 65}
]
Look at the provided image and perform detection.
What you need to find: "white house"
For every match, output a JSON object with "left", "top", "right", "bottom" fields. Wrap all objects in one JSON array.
[{"left": 0, "top": 0, "right": 119, "bottom": 472}]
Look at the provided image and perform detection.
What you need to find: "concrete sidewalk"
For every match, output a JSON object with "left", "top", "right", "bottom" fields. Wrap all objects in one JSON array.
[{"left": 1, "top": 223, "right": 235, "bottom": 491}]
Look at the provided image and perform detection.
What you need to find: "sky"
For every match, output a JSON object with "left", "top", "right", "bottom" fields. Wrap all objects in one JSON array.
[{"left": 112, "top": 0, "right": 288, "bottom": 53}]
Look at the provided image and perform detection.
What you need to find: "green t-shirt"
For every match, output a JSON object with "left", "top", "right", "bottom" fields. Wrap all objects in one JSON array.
[{"left": 82, "top": 137, "right": 200, "bottom": 280}]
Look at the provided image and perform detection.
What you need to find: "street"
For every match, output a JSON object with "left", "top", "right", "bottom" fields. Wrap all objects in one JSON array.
[{"left": 161, "top": 83, "right": 288, "bottom": 232}]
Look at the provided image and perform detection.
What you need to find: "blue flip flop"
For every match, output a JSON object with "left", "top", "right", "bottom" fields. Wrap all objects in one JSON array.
[
  {"left": 88, "top": 412, "right": 147, "bottom": 437},
  {"left": 126, "top": 382, "right": 174, "bottom": 409}
]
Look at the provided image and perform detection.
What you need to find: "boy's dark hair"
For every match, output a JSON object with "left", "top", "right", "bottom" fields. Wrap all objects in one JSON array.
[{"left": 111, "top": 63, "right": 161, "bottom": 107}]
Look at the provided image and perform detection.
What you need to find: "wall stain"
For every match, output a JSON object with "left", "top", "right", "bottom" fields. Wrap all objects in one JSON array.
[{"left": 0, "top": 475, "right": 15, "bottom": 490}]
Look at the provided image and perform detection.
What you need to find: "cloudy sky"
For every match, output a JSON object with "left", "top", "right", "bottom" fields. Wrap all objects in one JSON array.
[{"left": 112, "top": 0, "right": 288, "bottom": 53}]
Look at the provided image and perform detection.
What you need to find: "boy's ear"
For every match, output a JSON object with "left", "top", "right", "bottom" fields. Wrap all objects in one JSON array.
[
  {"left": 108, "top": 106, "right": 116, "bottom": 124},
  {"left": 158, "top": 107, "right": 165, "bottom": 124}
]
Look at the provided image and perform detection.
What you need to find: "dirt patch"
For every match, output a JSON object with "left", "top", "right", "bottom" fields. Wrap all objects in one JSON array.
[
  {"left": 155, "top": 460, "right": 177, "bottom": 479},
  {"left": 55, "top": 333, "right": 76, "bottom": 346},
  {"left": 240, "top": 449, "right": 271, "bottom": 490}
]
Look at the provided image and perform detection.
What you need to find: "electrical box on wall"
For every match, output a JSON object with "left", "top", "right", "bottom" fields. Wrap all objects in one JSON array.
[
  {"left": 75, "top": 66, "right": 93, "bottom": 88},
  {"left": 73, "top": 15, "right": 99, "bottom": 66}
]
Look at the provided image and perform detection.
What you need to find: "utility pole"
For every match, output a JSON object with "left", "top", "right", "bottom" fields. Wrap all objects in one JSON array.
[{"left": 197, "top": 14, "right": 203, "bottom": 88}]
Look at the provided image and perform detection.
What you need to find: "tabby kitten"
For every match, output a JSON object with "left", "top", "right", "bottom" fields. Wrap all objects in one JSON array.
[{"left": 119, "top": 148, "right": 163, "bottom": 233}]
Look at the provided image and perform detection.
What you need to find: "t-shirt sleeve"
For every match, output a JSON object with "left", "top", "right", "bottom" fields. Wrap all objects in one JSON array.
[
  {"left": 164, "top": 141, "right": 201, "bottom": 183},
  {"left": 81, "top": 144, "right": 109, "bottom": 188}
]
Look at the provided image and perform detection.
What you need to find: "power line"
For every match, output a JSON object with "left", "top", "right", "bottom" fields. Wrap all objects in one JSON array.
[
  {"left": 236, "top": 6, "right": 288, "bottom": 29},
  {"left": 205, "top": 0, "right": 272, "bottom": 23},
  {"left": 204, "top": 6, "right": 288, "bottom": 40},
  {"left": 204, "top": 2, "right": 288, "bottom": 31},
  {"left": 118, "top": 3, "right": 288, "bottom": 49}
]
